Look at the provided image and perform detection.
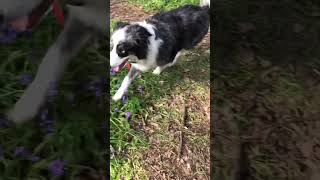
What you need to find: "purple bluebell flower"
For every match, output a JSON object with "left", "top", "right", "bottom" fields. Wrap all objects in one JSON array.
[
  {"left": 110, "top": 68, "right": 116, "bottom": 76},
  {"left": 0, "top": 117, "right": 9, "bottom": 129},
  {"left": 42, "top": 125, "right": 54, "bottom": 135},
  {"left": 14, "top": 146, "right": 29, "bottom": 158},
  {"left": 28, "top": 155, "right": 40, "bottom": 162},
  {"left": 39, "top": 109, "right": 54, "bottom": 135},
  {"left": 39, "top": 121, "right": 54, "bottom": 135},
  {"left": 125, "top": 112, "right": 131, "bottom": 119},
  {"left": 114, "top": 108, "right": 121, "bottom": 113},
  {"left": 13, "top": 146, "right": 41, "bottom": 161},
  {"left": 86, "top": 79, "right": 103, "bottom": 98},
  {"left": 20, "top": 73, "right": 33, "bottom": 86},
  {"left": 136, "top": 85, "right": 145, "bottom": 93},
  {"left": 121, "top": 95, "right": 128, "bottom": 104},
  {"left": 40, "top": 109, "right": 49, "bottom": 121},
  {"left": 46, "top": 82, "right": 59, "bottom": 104},
  {"left": 95, "top": 88, "right": 102, "bottom": 98},
  {"left": 0, "top": 25, "right": 18, "bottom": 43},
  {"left": 48, "top": 159, "right": 64, "bottom": 177},
  {"left": 100, "top": 76, "right": 107, "bottom": 91}
]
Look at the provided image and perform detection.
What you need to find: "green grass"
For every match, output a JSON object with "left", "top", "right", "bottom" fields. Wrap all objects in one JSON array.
[
  {"left": 0, "top": 16, "right": 106, "bottom": 179},
  {"left": 128, "top": 0, "right": 200, "bottom": 11},
  {"left": 110, "top": 55, "right": 210, "bottom": 179},
  {"left": 110, "top": 19, "right": 209, "bottom": 179}
]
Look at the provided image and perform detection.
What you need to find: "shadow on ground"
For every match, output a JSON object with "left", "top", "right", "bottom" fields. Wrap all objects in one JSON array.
[{"left": 213, "top": 0, "right": 320, "bottom": 180}]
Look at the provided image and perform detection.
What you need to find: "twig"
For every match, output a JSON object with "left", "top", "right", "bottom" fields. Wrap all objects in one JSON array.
[
  {"left": 183, "top": 106, "right": 189, "bottom": 129},
  {"left": 178, "top": 130, "right": 183, "bottom": 158},
  {"left": 178, "top": 105, "right": 189, "bottom": 158}
]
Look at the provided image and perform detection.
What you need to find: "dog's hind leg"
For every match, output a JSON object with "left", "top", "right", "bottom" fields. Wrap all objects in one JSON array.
[
  {"left": 153, "top": 51, "right": 183, "bottom": 75},
  {"left": 8, "top": 15, "right": 94, "bottom": 124},
  {"left": 112, "top": 67, "right": 141, "bottom": 101}
]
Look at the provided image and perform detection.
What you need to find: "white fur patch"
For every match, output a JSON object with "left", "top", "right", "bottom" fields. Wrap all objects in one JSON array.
[
  {"left": 131, "top": 21, "right": 163, "bottom": 72},
  {"left": 134, "top": 21, "right": 157, "bottom": 36},
  {"left": 112, "top": 76, "right": 130, "bottom": 101},
  {"left": 110, "top": 27, "right": 128, "bottom": 68},
  {"left": 152, "top": 50, "right": 183, "bottom": 75}
]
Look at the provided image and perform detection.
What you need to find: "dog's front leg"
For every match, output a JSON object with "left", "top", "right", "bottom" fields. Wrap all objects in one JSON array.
[
  {"left": 112, "top": 67, "right": 141, "bottom": 101},
  {"left": 8, "top": 15, "right": 94, "bottom": 123}
]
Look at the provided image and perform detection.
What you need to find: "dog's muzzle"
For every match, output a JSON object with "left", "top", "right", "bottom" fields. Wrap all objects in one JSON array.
[
  {"left": 111, "top": 58, "right": 129, "bottom": 73},
  {"left": 0, "top": 0, "right": 63, "bottom": 43}
]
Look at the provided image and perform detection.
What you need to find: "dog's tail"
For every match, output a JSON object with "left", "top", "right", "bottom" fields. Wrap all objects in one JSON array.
[{"left": 200, "top": 0, "right": 210, "bottom": 14}]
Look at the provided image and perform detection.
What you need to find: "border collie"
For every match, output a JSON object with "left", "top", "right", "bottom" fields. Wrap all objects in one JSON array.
[
  {"left": 110, "top": 0, "right": 210, "bottom": 101},
  {"left": 1, "top": 0, "right": 107, "bottom": 123}
]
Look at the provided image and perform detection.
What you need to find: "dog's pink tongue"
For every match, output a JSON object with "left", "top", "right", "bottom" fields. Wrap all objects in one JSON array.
[{"left": 9, "top": 16, "right": 29, "bottom": 32}]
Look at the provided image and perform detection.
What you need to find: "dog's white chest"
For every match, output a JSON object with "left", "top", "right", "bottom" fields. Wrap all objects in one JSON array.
[{"left": 131, "top": 61, "right": 155, "bottom": 72}]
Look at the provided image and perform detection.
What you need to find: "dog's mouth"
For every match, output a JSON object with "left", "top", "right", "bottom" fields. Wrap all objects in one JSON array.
[
  {"left": 111, "top": 58, "right": 129, "bottom": 72},
  {"left": 7, "top": 16, "right": 29, "bottom": 32},
  {"left": 1, "top": 0, "right": 55, "bottom": 33}
]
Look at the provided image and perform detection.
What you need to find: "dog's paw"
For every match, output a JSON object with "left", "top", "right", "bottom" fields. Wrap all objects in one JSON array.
[
  {"left": 112, "top": 93, "right": 123, "bottom": 101},
  {"left": 152, "top": 67, "right": 162, "bottom": 75},
  {"left": 8, "top": 83, "right": 45, "bottom": 124},
  {"left": 8, "top": 100, "right": 38, "bottom": 124}
]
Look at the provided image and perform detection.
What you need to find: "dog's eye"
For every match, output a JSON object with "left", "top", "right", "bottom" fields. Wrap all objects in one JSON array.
[
  {"left": 116, "top": 45, "right": 128, "bottom": 57},
  {"left": 119, "top": 49, "right": 126, "bottom": 56}
]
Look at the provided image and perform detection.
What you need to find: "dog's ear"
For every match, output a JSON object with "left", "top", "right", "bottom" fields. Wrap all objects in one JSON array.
[
  {"left": 144, "top": 30, "right": 152, "bottom": 37},
  {"left": 114, "top": 21, "right": 129, "bottom": 30}
]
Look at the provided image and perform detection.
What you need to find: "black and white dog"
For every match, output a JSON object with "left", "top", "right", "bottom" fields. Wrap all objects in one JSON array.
[
  {"left": 110, "top": 0, "right": 210, "bottom": 101},
  {"left": 1, "top": 0, "right": 107, "bottom": 123}
]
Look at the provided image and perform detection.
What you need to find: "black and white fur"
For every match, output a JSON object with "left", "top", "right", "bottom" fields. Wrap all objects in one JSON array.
[
  {"left": 110, "top": 0, "right": 210, "bottom": 101},
  {"left": 1, "top": 0, "right": 107, "bottom": 123}
]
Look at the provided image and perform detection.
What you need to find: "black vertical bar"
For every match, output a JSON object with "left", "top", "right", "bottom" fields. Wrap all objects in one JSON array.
[{"left": 106, "top": 0, "right": 111, "bottom": 179}]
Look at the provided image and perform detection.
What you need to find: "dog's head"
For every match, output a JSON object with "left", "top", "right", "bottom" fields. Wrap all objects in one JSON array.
[{"left": 110, "top": 22, "right": 152, "bottom": 71}]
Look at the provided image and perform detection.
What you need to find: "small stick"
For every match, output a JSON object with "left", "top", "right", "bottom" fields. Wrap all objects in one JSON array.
[
  {"left": 178, "top": 105, "right": 188, "bottom": 158},
  {"left": 178, "top": 130, "right": 183, "bottom": 158}
]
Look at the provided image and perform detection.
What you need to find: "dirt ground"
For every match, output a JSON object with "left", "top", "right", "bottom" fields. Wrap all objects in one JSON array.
[
  {"left": 111, "top": 1, "right": 210, "bottom": 179},
  {"left": 213, "top": 1, "right": 320, "bottom": 179}
]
